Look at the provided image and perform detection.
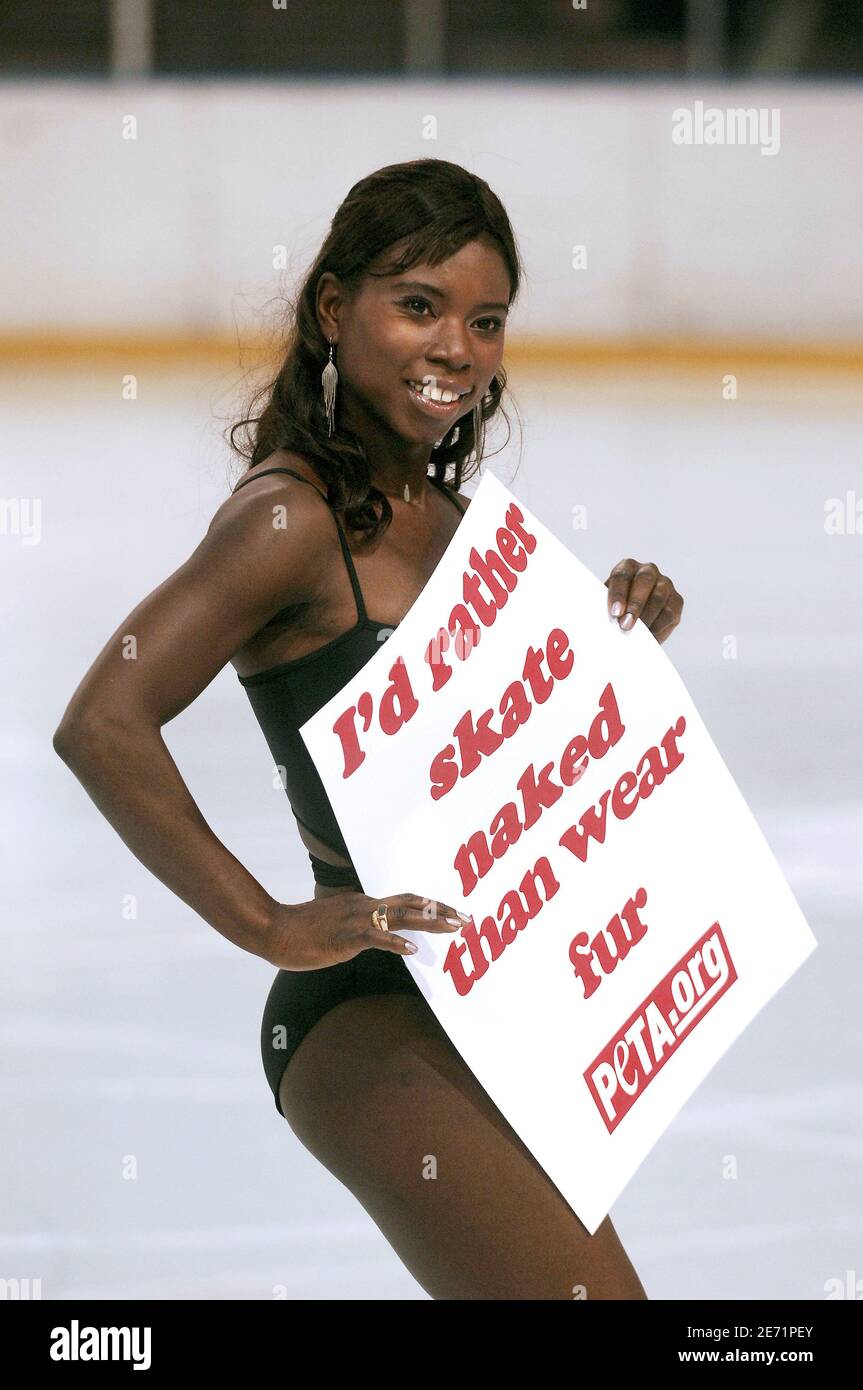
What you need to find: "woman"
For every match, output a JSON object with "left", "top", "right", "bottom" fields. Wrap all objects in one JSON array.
[{"left": 54, "top": 158, "right": 683, "bottom": 1299}]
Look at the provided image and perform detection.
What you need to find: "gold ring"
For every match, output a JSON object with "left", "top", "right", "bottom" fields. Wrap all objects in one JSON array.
[{"left": 371, "top": 903, "right": 389, "bottom": 932}]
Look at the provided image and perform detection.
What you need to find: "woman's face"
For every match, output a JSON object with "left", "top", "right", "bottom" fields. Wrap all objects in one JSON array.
[{"left": 319, "top": 235, "right": 512, "bottom": 453}]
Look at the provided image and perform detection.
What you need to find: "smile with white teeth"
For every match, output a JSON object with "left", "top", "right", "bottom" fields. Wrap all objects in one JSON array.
[{"left": 406, "top": 380, "right": 470, "bottom": 411}]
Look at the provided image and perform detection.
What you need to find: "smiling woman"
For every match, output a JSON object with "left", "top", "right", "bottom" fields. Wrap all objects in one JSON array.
[
  {"left": 229, "top": 158, "right": 521, "bottom": 543},
  {"left": 55, "top": 158, "right": 648, "bottom": 1300},
  {"left": 312, "top": 236, "right": 513, "bottom": 500}
]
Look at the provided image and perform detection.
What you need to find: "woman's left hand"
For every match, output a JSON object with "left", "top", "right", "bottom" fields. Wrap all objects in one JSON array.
[{"left": 604, "top": 559, "right": 684, "bottom": 645}]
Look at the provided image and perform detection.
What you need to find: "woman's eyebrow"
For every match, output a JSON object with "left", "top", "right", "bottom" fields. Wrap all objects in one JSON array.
[{"left": 390, "top": 279, "right": 509, "bottom": 313}]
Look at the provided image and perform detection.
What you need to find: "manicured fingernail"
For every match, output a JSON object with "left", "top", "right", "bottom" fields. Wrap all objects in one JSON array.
[
  {"left": 610, "top": 601, "right": 624, "bottom": 617},
  {"left": 404, "top": 941, "right": 417, "bottom": 953},
  {"left": 620, "top": 612, "right": 635, "bottom": 631}
]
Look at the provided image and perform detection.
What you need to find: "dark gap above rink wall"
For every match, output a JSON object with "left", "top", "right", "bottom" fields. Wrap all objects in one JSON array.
[{"left": 1, "top": 0, "right": 862, "bottom": 80}]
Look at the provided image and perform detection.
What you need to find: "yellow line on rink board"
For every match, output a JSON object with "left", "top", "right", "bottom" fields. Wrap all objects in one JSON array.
[{"left": 0, "top": 333, "right": 861, "bottom": 373}]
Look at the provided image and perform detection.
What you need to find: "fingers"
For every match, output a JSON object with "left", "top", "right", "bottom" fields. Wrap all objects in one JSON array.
[
  {"left": 373, "top": 892, "right": 472, "bottom": 932},
  {"left": 644, "top": 588, "right": 683, "bottom": 642},
  {"left": 605, "top": 558, "right": 638, "bottom": 623},
  {"left": 616, "top": 561, "right": 660, "bottom": 631},
  {"left": 360, "top": 925, "right": 419, "bottom": 955},
  {"left": 358, "top": 892, "right": 473, "bottom": 957},
  {"left": 639, "top": 575, "right": 674, "bottom": 631},
  {"left": 651, "top": 615, "right": 678, "bottom": 645},
  {"left": 606, "top": 561, "right": 683, "bottom": 640}
]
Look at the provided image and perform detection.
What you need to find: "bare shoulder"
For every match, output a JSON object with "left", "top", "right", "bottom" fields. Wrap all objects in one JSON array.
[
  {"left": 202, "top": 450, "right": 337, "bottom": 610},
  {"left": 224, "top": 449, "right": 328, "bottom": 507},
  {"left": 52, "top": 455, "right": 336, "bottom": 734},
  {"left": 210, "top": 451, "right": 329, "bottom": 534}
]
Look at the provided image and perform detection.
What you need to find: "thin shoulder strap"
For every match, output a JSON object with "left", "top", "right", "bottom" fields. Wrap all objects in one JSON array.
[
  {"left": 231, "top": 465, "right": 368, "bottom": 623},
  {"left": 232, "top": 465, "right": 327, "bottom": 500},
  {"left": 428, "top": 472, "right": 468, "bottom": 514}
]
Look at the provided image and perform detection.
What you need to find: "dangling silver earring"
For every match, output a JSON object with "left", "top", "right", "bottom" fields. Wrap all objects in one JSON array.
[{"left": 321, "top": 338, "right": 338, "bottom": 437}]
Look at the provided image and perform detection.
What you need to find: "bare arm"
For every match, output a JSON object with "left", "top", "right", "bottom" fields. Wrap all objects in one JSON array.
[{"left": 52, "top": 475, "right": 329, "bottom": 963}]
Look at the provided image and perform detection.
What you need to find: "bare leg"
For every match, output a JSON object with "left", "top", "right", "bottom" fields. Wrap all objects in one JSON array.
[{"left": 279, "top": 991, "right": 647, "bottom": 1300}]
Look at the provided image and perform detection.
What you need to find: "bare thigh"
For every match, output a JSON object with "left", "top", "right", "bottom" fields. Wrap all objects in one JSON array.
[{"left": 278, "top": 990, "right": 648, "bottom": 1300}]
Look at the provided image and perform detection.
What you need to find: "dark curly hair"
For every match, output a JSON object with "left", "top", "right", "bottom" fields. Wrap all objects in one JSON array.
[{"left": 228, "top": 158, "right": 525, "bottom": 542}]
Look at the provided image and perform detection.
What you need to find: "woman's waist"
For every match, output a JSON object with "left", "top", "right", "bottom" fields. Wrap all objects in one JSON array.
[
  {"left": 293, "top": 811, "right": 362, "bottom": 890},
  {"left": 308, "top": 851, "right": 363, "bottom": 892}
]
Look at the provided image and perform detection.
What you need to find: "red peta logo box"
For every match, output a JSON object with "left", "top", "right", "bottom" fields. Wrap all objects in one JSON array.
[{"left": 585, "top": 923, "right": 738, "bottom": 1133}]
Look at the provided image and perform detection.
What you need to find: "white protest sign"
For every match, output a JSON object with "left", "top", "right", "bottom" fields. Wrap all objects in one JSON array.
[{"left": 300, "top": 469, "right": 817, "bottom": 1234}]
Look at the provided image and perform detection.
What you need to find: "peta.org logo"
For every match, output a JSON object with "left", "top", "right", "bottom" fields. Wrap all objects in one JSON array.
[
  {"left": 672, "top": 100, "right": 780, "bottom": 156},
  {"left": 585, "top": 922, "right": 737, "bottom": 1131},
  {"left": 50, "top": 1320, "right": 151, "bottom": 1370}
]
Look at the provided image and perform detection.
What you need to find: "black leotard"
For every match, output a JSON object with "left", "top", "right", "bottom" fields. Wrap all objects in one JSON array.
[
  {"left": 232, "top": 464, "right": 467, "bottom": 888},
  {"left": 230, "top": 463, "right": 468, "bottom": 1118}
]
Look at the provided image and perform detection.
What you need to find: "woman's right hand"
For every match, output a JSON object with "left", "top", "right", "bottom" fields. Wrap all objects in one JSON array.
[{"left": 263, "top": 894, "right": 472, "bottom": 971}]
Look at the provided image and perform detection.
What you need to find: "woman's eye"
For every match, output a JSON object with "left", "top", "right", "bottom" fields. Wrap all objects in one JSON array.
[{"left": 399, "top": 298, "right": 503, "bottom": 332}]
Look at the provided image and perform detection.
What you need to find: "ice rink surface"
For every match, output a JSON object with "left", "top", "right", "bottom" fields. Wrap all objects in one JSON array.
[{"left": 3, "top": 357, "right": 861, "bottom": 1299}]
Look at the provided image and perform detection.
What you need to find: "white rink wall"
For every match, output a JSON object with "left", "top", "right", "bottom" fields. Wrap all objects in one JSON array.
[{"left": 2, "top": 78, "right": 861, "bottom": 343}]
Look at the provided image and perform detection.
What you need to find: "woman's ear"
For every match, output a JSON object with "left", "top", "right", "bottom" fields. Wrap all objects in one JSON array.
[{"left": 315, "top": 272, "right": 342, "bottom": 343}]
